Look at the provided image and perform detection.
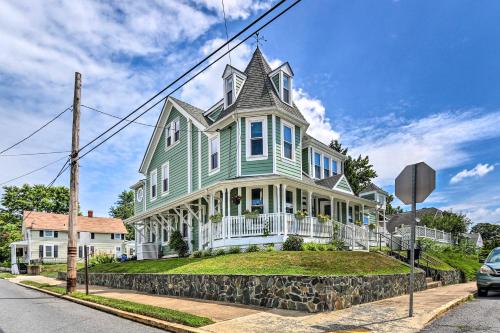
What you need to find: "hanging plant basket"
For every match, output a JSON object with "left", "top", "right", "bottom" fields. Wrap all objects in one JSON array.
[
  {"left": 294, "top": 210, "right": 308, "bottom": 220},
  {"left": 317, "top": 213, "right": 330, "bottom": 224},
  {"left": 232, "top": 194, "right": 242, "bottom": 205},
  {"left": 209, "top": 212, "right": 223, "bottom": 223},
  {"left": 368, "top": 223, "right": 377, "bottom": 231}
]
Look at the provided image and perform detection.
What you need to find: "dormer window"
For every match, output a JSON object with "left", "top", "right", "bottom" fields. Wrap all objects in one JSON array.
[
  {"left": 283, "top": 74, "right": 291, "bottom": 104},
  {"left": 225, "top": 76, "right": 233, "bottom": 106}
]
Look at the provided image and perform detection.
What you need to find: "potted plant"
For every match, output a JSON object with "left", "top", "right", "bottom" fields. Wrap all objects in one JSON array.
[
  {"left": 209, "top": 212, "right": 223, "bottom": 223},
  {"left": 294, "top": 210, "right": 308, "bottom": 220},
  {"left": 354, "top": 220, "right": 363, "bottom": 227},
  {"left": 243, "top": 210, "right": 259, "bottom": 219},
  {"left": 368, "top": 223, "right": 377, "bottom": 231},
  {"left": 317, "top": 213, "right": 330, "bottom": 223},
  {"left": 231, "top": 194, "right": 241, "bottom": 205}
]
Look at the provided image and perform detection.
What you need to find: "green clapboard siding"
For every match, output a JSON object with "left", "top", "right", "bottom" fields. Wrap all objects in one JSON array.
[
  {"left": 302, "top": 148, "right": 309, "bottom": 176},
  {"left": 275, "top": 117, "right": 302, "bottom": 179},
  {"left": 146, "top": 107, "right": 188, "bottom": 210},
  {"left": 134, "top": 185, "right": 144, "bottom": 214},
  {"left": 335, "top": 176, "right": 352, "bottom": 193},
  {"left": 201, "top": 122, "right": 237, "bottom": 188},
  {"left": 241, "top": 116, "right": 273, "bottom": 175}
]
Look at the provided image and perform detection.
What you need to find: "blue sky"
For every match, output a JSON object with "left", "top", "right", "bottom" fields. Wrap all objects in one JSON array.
[{"left": 0, "top": 0, "right": 499, "bottom": 224}]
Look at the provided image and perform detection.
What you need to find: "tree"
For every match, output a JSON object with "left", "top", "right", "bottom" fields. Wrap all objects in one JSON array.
[
  {"left": 329, "top": 140, "right": 378, "bottom": 195},
  {"left": 0, "top": 184, "right": 70, "bottom": 262},
  {"left": 386, "top": 194, "right": 404, "bottom": 215},
  {"left": 421, "top": 210, "right": 472, "bottom": 238},
  {"left": 109, "top": 190, "right": 134, "bottom": 240},
  {"left": 471, "top": 223, "right": 500, "bottom": 252}
]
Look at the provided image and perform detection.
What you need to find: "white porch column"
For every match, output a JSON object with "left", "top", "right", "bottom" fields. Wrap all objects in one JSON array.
[
  {"left": 10, "top": 244, "right": 18, "bottom": 274},
  {"left": 209, "top": 193, "right": 214, "bottom": 249},
  {"left": 307, "top": 191, "right": 313, "bottom": 216},
  {"left": 330, "top": 197, "right": 334, "bottom": 220},
  {"left": 362, "top": 205, "right": 365, "bottom": 224},
  {"left": 309, "top": 191, "right": 314, "bottom": 239},
  {"left": 227, "top": 187, "right": 232, "bottom": 217},
  {"left": 198, "top": 198, "right": 202, "bottom": 250},
  {"left": 222, "top": 189, "right": 227, "bottom": 239},
  {"left": 275, "top": 184, "right": 281, "bottom": 213},
  {"left": 346, "top": 200, "right": 350, "bottom": 224},
  {"left": 187, "top": 213, "right": 193, "bottom": 253},
  {"left": 282, "top": 184, "right": 287, "bottom": 236}
]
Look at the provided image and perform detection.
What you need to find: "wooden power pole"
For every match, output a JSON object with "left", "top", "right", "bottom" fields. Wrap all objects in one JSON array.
[{"left": 67, "top": 72, "right": 81, "bottom": 293}]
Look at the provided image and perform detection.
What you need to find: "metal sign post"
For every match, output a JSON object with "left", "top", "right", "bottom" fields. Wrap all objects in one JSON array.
[
  {"left": 395, "top": 162, "right": 435, "bottom": 318},
  {"left": 84, "top": 245, "right": 89, "bottom": 295}
]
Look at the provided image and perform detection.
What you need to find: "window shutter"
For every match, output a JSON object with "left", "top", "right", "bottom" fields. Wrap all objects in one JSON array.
[
  {"left": 39, "top": 245, "right": 43, "bottom": 258},
  {"left": 54, "top": 245, "right": 58, "bottom": 258},
  {"left": 111, "top": 233, "right": 114, "bottom": 240},
  {"left": 91, "top": 233, "right": 95, "bottom": 239},
  {"left": 54, "top": 231, "right": 58, "bottom": 238},
  {"left": 39, "top": 230, "right": 43, "bottom": 237},
  {"left": 121, "top": 234, "right": 125, "bottom": 240}
]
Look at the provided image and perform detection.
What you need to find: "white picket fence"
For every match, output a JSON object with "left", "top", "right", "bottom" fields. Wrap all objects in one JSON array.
[{"left": 201, "top": 213, "right": 369, "bottom": 251}]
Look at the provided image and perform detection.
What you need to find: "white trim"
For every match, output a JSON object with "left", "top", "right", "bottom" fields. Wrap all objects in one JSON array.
[
  {"left": 198, "top": 130, "right": 202, "bottom": 189},
  {"left": 333, "top": 175, "right": 355, "bottom": 195},
  {"left": 224, "top": 75, "right": 235, "bottom": 108},
  {"left": 164, "top": 117, "right": 180, "bottom": 152},
  {"left": 237, "top": 117, "right": 241, "bottom": 177},
  {"left": 150, "top": 169, "right": 158, "bottom": 201},
  {"left": 44, "top": 244, "right": 54, "bottom": 258},
  {"left": 161, "top": 162, "right": 170, "bottom": 196},
  {"left": 136, "top": 187, "right": 144, "bottom": 203},
  {"left": 187, "top": 120, "right": 192, "bottom": 193},
  {"left": 208, "top": 133, "right": 220, "bottom": 175},
  {"left": 272, "top": 115, "right": 276, "bottom": 174},
  {"left": 245, "top": 186, "right": 269, "bottom": 214},
  {"left": 245, "top": 116, "right": 268, "bottom": 161},
  {"left": 43, "top": 230, "right": 54, "bottom": 238},
  {"left": 281, "top": 72, "right": 292, "bottom": 106},
  {"left": 281, "top": 119, "right": 295, "bottom": 162}
]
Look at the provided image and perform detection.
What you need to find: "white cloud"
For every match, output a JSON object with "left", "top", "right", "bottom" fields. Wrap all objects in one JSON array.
[
  {"left": 194, "top": 0, "right": 272, "bottom": 20},
  {"left": 294, "top": 89, "right": 340, "bottom": 144},
  {"left": 348, "top": 110, "right": 500, "bottom": 186},
  {"left": 450, "top": 163, "right": 495, "bottom": 184}
]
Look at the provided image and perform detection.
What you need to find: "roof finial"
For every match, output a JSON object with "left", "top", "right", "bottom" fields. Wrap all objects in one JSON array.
[{"left": 252, "top": 32, "right": 266, "bottom": 49}]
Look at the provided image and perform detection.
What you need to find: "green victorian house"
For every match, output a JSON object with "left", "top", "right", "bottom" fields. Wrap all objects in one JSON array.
[{"left": 127, "top": 48, "right": 386, "bottom": 259}]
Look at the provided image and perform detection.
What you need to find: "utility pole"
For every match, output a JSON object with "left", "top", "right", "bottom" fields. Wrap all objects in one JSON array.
[{"left": 66, "top": 72, "right": 81, "bottom": 293}]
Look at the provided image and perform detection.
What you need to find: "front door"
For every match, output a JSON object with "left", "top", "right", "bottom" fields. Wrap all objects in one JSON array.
[{"left": 115, "top": 246, "right": 122, "bottom": 258}]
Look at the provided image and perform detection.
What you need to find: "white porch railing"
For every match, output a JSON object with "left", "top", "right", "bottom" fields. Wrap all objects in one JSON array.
[
  {"left": 398, "top": 225, "right": 453, "bottom": 244},
  {"left": 201, "top": 213, "right": 369, "bottom": 251}
]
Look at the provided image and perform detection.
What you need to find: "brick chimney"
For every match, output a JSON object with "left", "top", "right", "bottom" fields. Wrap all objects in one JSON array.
[{"left": 87, "top": 210, "right": 94, "bottom": 218}]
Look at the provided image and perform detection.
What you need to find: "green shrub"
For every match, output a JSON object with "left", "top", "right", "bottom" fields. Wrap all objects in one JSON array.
[
  {"left": 303, "top": 243, "right": 317, "bottom": 251},
  {"left": 169, "top": 231, "right": 189, "bottom": 257},
  {"left": 282, "top": 234, "right": 303, "bottom": 251},
  {"left": 264, "top": 245, "right": 275, "bottom": 252},
  {"left": 246, "top": 244, "right": 260, "bottom": 253},
  {"left": 90, "top": 253, "right": 116, "bottom": 265},
  {"left": 214, "top": 248, "right": 226, "bottom": 256},
  {"left": 330, "top": 239, "right": 346, "bottom": 251},
  {"left": 202, "top": 249, "right": 213, "bottom": 257},
  {"left": 228, "top": 246, "right": 241, "bottom": 254},
  {"left": 192, "top": 251, "right": 202, "bottom": 258}
]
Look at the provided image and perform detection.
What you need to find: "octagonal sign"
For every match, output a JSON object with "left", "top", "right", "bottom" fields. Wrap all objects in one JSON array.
[{"left": 395, "top": 162, "right": 436, "bottom": 205}]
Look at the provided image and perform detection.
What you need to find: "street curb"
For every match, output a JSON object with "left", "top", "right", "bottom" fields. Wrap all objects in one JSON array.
[
  {"left": 425, "top": 290, "right": 475, "bottom": 324},
  {"left": 15, "top": 281, "right": 209, "bottom": 333}
]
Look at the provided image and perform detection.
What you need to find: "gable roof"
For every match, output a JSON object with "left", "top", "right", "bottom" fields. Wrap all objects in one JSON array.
[
  {"left": 315, "top": 174, "right": 354, "bottom": 195},
  {"left": 23, "top": 211, "right": 126, "bottom": 233},
  {"left": 360, "top": 182, "right": 389, "bottom": 196},
  {"left": 217, "top": 47, "right": 308, "bottom": 124},
  {"left": 170, "top": 96, "right": 209, "bottom": 127}
]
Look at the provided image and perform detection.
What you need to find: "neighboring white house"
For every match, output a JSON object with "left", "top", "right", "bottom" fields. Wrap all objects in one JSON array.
[
  {"left": 464, "top": 233, "right": 484, "bottom": 248},
  {"left": 10, "top": 210, "right": 128, "bottom": 274}
]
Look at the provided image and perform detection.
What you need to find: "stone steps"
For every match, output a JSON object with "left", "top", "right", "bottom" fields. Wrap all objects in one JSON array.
[{"left": 426, "top": 280, "right": 442, "bottom": 289}]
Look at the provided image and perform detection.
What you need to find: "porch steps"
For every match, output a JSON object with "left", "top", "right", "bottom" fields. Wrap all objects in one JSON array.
[{"left": 426, "top": 277, "right": 442, "bottom": 289}]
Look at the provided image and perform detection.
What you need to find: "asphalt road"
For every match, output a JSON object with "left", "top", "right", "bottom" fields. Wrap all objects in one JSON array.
[
  {"left": 0, "top": 279, "right": 168, "bottom": 333},
  {"left": 420, "top": 290, "right": 500, "bottom": 333}
]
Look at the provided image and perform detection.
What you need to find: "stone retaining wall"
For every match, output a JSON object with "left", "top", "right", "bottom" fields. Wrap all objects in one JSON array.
[
  {"left": 433, "top": 269, "right": 464, "bottom": 286},
  {"left": 58, "top": 271, "right": 426, "bottom": 313}
]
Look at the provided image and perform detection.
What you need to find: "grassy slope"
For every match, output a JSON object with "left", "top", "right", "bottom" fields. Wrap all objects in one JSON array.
[
  {"left": 40, "top": 263, "right": 84, "bottom": 278},
  {"left": 90, "top": 251, "right": 410, "bottom": 276},
  {"left": 20, "top": 281, "right": 213, "bottom": 327},
  {"left": 428, "top": 250, "right": 480, "bottom": 281}
]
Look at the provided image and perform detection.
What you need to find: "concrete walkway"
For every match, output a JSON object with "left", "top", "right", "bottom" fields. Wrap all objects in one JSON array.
[{"left": 10, "top": 275, "right": 476, "bottom": 333}]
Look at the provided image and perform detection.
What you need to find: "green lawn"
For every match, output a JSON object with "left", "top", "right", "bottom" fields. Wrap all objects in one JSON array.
[
  {"left": 90, "top": 251, "right": 410, "bottom": 276},
  {"left": 427, "top": 250, "right": 481, "bottom": 281},
  {"left": 19, "top": 281, "right": 213, "bottom": 327},
  {"left": 0, "top": 272, "right": 15, "bottom": 279},
  {"left": 40, "top": 263, "right": 84, "bottom": 278}
]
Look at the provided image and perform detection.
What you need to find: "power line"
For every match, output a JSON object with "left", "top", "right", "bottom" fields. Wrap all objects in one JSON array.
[
  {"left": 0, "top": 106, "right": 71, "bottom": 155},
  {"left": 0, "top": 155, "right": 69, "bottom": 186},
  {"left": 77, "top": 0, "right": 288, "bottom": 155},
  {"left": 221, "top": 0, "right": 233, "bottom": 66},
  {"left": 77, "top": 0, "right": 303, "bottom": 162},
  {"left": 0, "top": 151, "right": 70, "bottom": 157}
]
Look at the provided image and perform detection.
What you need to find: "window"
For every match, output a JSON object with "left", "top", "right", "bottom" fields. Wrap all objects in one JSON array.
[
  {"left": 136, "top": 188, "right": 143, "bottom": 202},
  {"left": 161, "top": 163, "right": 169, "bottom": 194},
  {"left": 150, "top": 169, "right": 157, "bottom": 200},
  {"left": 282, "top": 122, "right": 294, "bottom": 160},
  {"left": 113, "top": 233, "right": 122, "bottom": 240},
  {"left": 165, "top": 118, "right": 180, "bottom": 148},
  {"left": 324, "top": 156, "right": 330, "bottom": 178},
  {"left": 251, "top": 121, "right": 263, "bottom": 156},
  {"left": 250, "top": 188, "right": 264, "bottom": 214},
  {"left": 225, "top": 76, "right": 233, "bottom": 106},
  {"left": 91, "top": 232, "right": 95, "bottom": 240},
  {"left": 314, "top": 152, "right": 321, "bottom": 179},
  {"left": 209, "top": 134, "right": 220, "bottom": 173},
  {"left": 44, "top": 230, "right": 54, "bottom": 238},
  {"left": 173, "top": 118, "right": 180, "bottom": 142},
  {"left": 182, "top": 223, "right": 188, "bottom": 238},
  {"left": 44, "top": 245, "right": 53, "bottom": 258},
  {"left": 331, "top": 160, "right": 338, "bottom": 175},
  {"left": 162, "top": 227, "right": 168, "bottom": 243},
  {"left": 246, "top": 117, "right": 268, "bottom": 159},
  {"left": 283, "top": 73, "right": 291, "bottom": 104},
  {"left": 285, "top": 190, "right": 294, "bottom": 214}
]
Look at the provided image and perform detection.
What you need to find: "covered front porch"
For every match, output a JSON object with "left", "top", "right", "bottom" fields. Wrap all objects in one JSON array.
[{"left": 128, "top": 176, "right": 377, "bottom": 259}]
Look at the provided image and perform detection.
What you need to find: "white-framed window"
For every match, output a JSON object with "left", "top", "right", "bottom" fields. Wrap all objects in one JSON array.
[
  {"left": 285, "top": 190, "right": 294, "bottom": 214},
  {"left": 44, "top": 245, "right": 54, "bottom": 258},
  {"left": 165, "top": 118, "right": 180, "bottom": 148},
  {"left": 324, "top": 156, "right": 330, "bottom": 178},
  {"left": 208, "top": 133, "right": 220, "bottom": 174},
  {"left": 332, "top": 160, "right": 338, "bottom": 175},
  {"left": 150, "top": 169, "right": 157, "bottom": 201},
  {"left": 314, "top": 152, "right": 321, "bottom": 179},
  {"left": 281, "top": 121, "right": 294, "bottom": 161},
  {"left": 283, "top": 73, "right": 291, "bottom": 104},
  {"left": 136, "top": 187, "right": 144, "bottom": 202},
  {"left": 225, "top": 76, "right": 234, "bottom": 106},
  {"left": 44, "top": 230, "right": 54, "bottom": 238},
  {"left": 113, "top": 233, "right": 123, "bottom": 240},
  {"left": 161, "top": 162, "right": 169, "bottom": 195},
  {"left": 250, "top": 188, "right": 264, "bottom": 214},
  {"left": 246, "top": 117, "right": 268, "bottom": 160}
]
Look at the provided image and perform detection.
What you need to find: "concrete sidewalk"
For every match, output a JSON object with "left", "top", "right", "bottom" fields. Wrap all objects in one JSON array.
[{"left": 10, "top": 275, "right": 476, "bottom": 333}]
